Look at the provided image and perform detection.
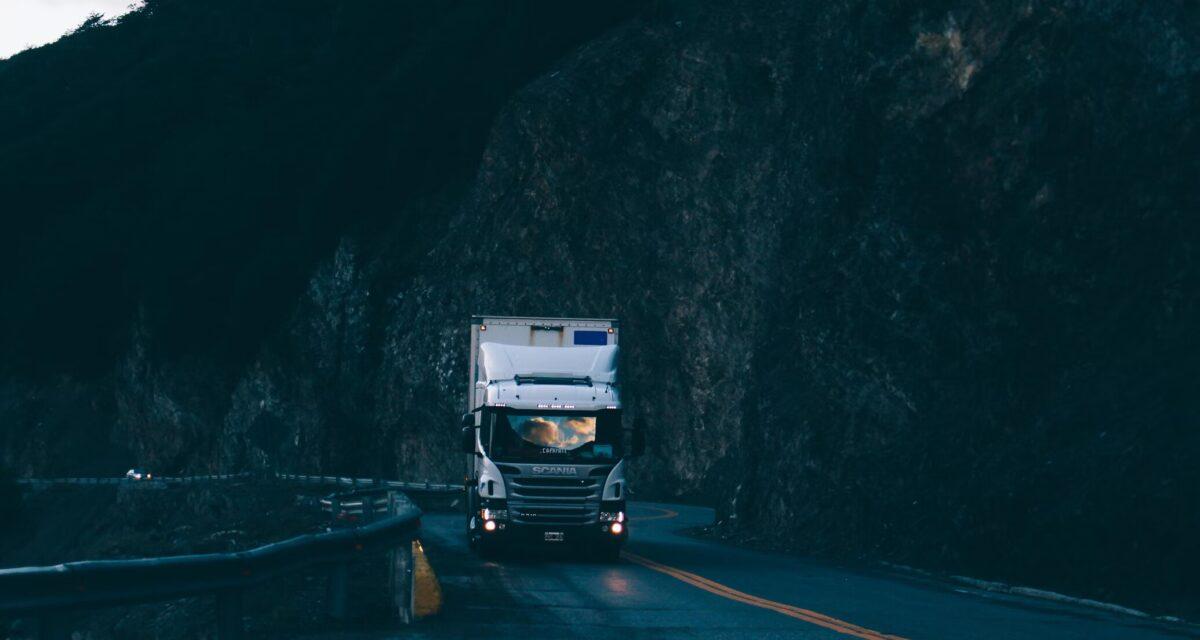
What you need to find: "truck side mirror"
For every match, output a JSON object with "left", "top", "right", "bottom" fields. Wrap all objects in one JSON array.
[
  {"left": 631, "top": 426, "right": 645, "bottom": 458},
  {"left": 460, "top": 425, "right": 476, "bottom": 454},
  {"left": 460, "top": 412, "right": 474, "bottom": 429}
]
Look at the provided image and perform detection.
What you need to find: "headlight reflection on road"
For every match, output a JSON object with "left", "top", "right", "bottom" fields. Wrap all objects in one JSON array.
[{"left": 602, "top": 571, "right": 631, "bottom": 595}]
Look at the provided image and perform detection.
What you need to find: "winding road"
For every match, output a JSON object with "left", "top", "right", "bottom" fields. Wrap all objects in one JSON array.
[{"left": 407, "top": 502, "right": 1196, "bottom": 639}]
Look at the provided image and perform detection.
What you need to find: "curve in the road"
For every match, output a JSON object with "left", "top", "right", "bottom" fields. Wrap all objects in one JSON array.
[{"left": 630, "top": 506, "right": 679, "bottom": 522}]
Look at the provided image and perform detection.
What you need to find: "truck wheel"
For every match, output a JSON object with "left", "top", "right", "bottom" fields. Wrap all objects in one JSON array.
[
  {"left": 476, "top": 537, "right": 501, "bottom": 560},
  {"left": 594, "top": 544, "right": 622, "bottom": 563}
]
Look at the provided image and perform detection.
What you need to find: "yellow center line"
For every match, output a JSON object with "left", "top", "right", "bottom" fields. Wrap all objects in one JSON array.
[
  {"left": 630, "top": 506, "right": 679, "bottom": 521},
  {"left": 622, "top": 551, "right": 907, "bottom": 640}
]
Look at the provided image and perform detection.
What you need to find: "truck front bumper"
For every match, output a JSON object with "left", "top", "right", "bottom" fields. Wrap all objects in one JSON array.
[{"left": 474, "top": 518, "right": 628, "bottom": 546}]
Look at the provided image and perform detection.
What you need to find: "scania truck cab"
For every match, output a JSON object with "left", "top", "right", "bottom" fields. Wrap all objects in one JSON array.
[{"left": 460, "top": 316, "right": 642, "bottom": 560}]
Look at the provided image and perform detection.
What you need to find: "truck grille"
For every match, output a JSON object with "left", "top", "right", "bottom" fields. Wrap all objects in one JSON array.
[{"left": 506, "top": 475, "right": 602, "bottom": 526}]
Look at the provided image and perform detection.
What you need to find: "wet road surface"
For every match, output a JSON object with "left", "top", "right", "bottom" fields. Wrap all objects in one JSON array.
[{"left": 308, "top": 502, "right": 1197, "bottom": 639}]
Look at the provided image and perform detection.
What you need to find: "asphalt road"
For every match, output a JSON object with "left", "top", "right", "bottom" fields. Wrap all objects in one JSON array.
[{"left": 402, "top": 502, "right": 1196, "bottom": 640}]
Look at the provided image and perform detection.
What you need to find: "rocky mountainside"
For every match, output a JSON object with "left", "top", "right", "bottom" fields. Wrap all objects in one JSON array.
[{"left": 2, "top": 0, "right": 1198, "bottom": 616}]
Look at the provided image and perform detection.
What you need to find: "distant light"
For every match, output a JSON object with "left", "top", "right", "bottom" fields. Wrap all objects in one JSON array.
[
  {"left": 480, "top": 325, "right": 487, "bottom": 332},
  {"left": 610, "top": 522, "right": 624, "bottom": 535},
  {"left": 483, "top": 520, "right": 497, "bottom": 532},
  {"left": 607, "top": 327, "right": 614, "bottom": 334}
]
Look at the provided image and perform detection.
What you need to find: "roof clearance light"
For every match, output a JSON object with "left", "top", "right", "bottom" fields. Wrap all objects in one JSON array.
[
  {"left": 606, "top": 405, "right": 618, "bottom": 410},
  {"left": 537, "top": 403, "right": 550, "bottom": 409},
  {"left": 479, "top": 325, "right": 487, "bottom": 332},
  {"left": 607, "top": 327, "right": 614, "bottom": 333},
  {"left": 563, "top": 404, "right": 575, "bottom": 409}
]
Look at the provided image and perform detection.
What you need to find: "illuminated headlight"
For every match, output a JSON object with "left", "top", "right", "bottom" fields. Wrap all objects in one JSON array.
[
  {"left": 483, "top": 519, "right": 497, "bottom": 532},
  {"left": 481, "top": 508, "right": 508, "bottom": 522},
  {"left": 599, "top": 511, "right": 625, "bottom": 523},
  {"left": 610, "top": 522, "right": 624, "bottom": 534}
]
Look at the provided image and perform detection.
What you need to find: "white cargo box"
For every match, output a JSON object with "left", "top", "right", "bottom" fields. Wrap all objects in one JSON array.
[{"left": 467, "top": 316, "right": 618, "bottom": 411}]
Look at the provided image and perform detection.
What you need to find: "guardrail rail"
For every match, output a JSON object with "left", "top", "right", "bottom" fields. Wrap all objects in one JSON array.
[
  {"left": 16, "top": 472, "right": 460, "bottom": 494},
  {"left": 0, "top": 481, "right": 429, "bottom": 639}
]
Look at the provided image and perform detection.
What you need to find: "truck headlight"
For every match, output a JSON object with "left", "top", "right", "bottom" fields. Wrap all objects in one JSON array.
[{"left": 481, "top": 508, "right": 508, "bottom": 522}]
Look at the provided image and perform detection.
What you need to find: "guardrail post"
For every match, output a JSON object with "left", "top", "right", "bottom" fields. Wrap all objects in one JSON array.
[
  {"left": 327, "top": 561, "right": 349, "bottom": 620},
  {"left": 215, "top": 590, "right": 244, "bottom": 639},
  {"left": 387, "top": 493, "right": 415, "bottom": 624},
  {"left": 364, "top": 495, "right": 377, "bottom": 524},
  {"left": 391, "top": 540, "right": 414, "bottom": 624}
]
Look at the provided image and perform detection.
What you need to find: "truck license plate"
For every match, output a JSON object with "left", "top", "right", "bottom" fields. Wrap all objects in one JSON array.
[{"left": 544, "top": 531, "right": 565, "bottom": 542}]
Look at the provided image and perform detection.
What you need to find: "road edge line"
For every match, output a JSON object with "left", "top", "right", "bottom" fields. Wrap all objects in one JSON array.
[{"left": 413, "top": 539, "right": 443, "bottom": 618}]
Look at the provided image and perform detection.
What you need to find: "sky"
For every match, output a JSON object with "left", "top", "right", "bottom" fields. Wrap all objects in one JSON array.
[{"left": 0, "top": 0, "right": 143, "bottom": 60}]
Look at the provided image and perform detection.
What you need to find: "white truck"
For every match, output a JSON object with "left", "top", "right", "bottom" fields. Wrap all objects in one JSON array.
[{"left": 460, "top": 315, "right": 643, "bottom": 560}]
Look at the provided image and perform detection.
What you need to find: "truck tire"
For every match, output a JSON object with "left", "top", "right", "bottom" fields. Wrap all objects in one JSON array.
[
  {"left": 594, "top": 543, "right": 622, "bottom": 563},
  {"left": 476, "top": 537, "right": 501, "bottom": 559},
  {"left": 466, "top": 493, "right": 478, "bottom": 549}
]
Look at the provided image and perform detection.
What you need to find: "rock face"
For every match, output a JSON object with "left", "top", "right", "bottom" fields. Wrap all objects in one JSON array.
[{"left": 2, "top": 0, "right": 1198, "bottom": 616}]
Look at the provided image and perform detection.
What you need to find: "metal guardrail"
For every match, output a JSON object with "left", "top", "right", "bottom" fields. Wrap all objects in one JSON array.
[
  {"left": 16, "top": 473, "right": 251, "bottom": 487},
  {"left": 275, "top": 473, "right": 461, "bottom": 494},
  {"left": 16, "top": 472, "right": 461, "bottom": 494},
  {"left": 0, "top": 483, "right": 425, "bottom": 639}
]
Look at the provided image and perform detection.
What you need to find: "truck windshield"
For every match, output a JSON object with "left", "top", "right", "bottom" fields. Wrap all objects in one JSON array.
[{"left": 485, "top": 410, "right": 623, "bottom": 462}]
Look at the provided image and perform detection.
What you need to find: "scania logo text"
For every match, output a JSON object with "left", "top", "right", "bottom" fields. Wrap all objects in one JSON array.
[{"left": 531, "top": 465, "right": 578, "bottom": 476}]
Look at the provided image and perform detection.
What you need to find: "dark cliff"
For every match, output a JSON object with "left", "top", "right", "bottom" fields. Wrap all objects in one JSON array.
[{"left": 2, "top": 0, "right": 1197, "bottom": 616}]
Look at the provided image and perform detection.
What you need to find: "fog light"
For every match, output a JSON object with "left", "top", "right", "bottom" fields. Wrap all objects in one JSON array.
[
  {"left": 610, "top": 522, "right": 624, "bottom": 535},
  {"left": 484, "top": 519, "right": 497, "bottom": 532}
]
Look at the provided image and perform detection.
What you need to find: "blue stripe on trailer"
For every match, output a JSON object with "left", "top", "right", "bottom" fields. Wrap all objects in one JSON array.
[{"left": 573, "top": 330, "right": 608, "bottom": 345}]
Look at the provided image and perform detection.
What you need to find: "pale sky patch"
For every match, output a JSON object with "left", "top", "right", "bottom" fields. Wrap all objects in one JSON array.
[{"left": 0, "top": 0, "right": 144, "bottom": 60}]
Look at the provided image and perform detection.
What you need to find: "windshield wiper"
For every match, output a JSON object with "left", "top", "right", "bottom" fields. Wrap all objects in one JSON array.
[{"left": 513, "top": 374, "right": 593, "bottom": 386}]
